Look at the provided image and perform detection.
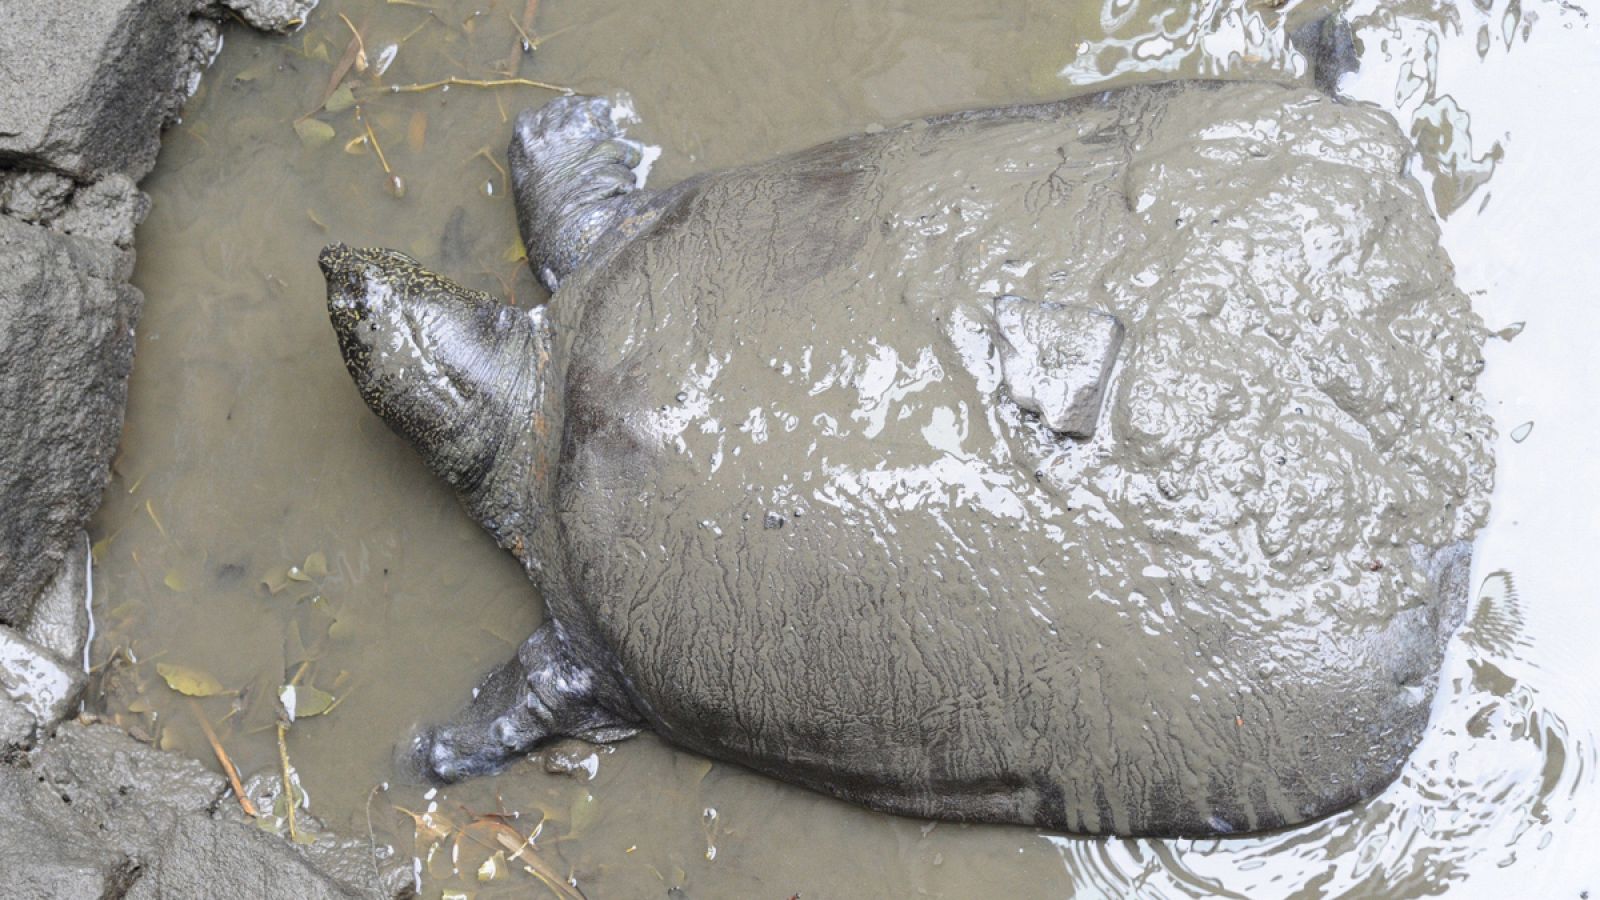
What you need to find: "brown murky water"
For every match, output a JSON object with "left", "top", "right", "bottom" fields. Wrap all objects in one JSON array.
[{"left": 89, "top": 0, "right": 1599, "bottom": 896}]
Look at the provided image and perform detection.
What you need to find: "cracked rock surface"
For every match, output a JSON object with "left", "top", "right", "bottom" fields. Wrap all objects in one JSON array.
[
  {"left": 0, "top": 721, "right": 404, "bottom": 900},
  {"left": 0, "top": 1, "right": 409, "bottom": 896},
  {"left": 0, "top": 0, "right": 312, "bottom": 629}
]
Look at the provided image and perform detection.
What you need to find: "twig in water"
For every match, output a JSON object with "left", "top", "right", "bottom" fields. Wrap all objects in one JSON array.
[
  {"left": 339, "top": 13, "right": 370, "bottom": 72},
  {"left": 144, "top": 500, "right": 168, "bottom": 540},
  {"left": 471, "top": 147, "right": 509, "bottom": 191},
  {"left": 365, "top": 783, "right": 387, "bottom": 897},
  {"left": 499, "top": 0, "right": 540, "bottom": 75},
  {"left": 507, "top": 10, "right": 536, "bottom": 52},
  {"left": 376, "top": 75, "right": 573, "bottom": 96},
  {"left": 276, "top": 722, "right": 303, "bottom": 843},
  {"left": 362, "top": 112, "right": 392, "bottom": 174},
  {"left": 301, "top": 32, "right": 363, "bottom": 121},
  {"left": 189, "top": 699, "right": 257, "bottom": 817},
  {"left": 527, "top": 23, "right": 577, "bottom": 51}
]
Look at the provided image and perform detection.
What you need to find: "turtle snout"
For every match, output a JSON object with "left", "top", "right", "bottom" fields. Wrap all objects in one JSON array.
[
  {"left": 401, "top": 724, "right": 505, "bottom": 784},
  {"left": 396, "top": 726, "right": 456, "bottom": 784},
  {"left": 319, "top": 242, "right": 375, "bottom": 320}
]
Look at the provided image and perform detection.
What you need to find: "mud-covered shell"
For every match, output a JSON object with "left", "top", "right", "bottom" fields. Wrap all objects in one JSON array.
[{"left": 539, "top": 81, "right": 1491, "bottom": 836}]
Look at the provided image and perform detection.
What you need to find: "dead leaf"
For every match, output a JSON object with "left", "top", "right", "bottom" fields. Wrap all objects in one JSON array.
[
  {"left": 407, "top": 110, "right": 428, "bottom": 152},
  {"left": 306, "top": 33, "right": 362, "bottom": 118},
  {"left": 493, "top": 827, "right": 585, "bottom": 900},
  {"left": 396, "top": 805, "right": 455, "bottom": 843},
  {"left": 157, "top": 663, "right": 227, "bottom": 697},
  {"left": 294, "top": 119, "right": 336, "bottom": 147},
  {"left": 324, "top": 83, "right": 356, "bottom": 113},
  {"left": 281, "top": 683, "right": 337, "bottom": 719}
]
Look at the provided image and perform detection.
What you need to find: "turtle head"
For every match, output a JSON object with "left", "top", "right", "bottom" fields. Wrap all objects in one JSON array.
[{"left": 320, "top": 244, "right": 552, "bottom": 513}]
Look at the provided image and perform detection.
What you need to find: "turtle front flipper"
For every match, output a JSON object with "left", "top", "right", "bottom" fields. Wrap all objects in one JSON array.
[
  {"left": 510, "top": 95, "right": 656, "bottom": 292},
  {"left": 405, "top": 622, "right": 641, "bottom": 782}
]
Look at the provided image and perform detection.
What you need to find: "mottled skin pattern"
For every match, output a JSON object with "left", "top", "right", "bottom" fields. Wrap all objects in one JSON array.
[{"left": 321, "top": 79, "right": 1491, "bottom": 837}]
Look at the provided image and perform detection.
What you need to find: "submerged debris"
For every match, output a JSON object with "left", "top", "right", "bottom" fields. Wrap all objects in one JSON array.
[{"left": 156, "top": 662, "right": 228, "bottom": 697}]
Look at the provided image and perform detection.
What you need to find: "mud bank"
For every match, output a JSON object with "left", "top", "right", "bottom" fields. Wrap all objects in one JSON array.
[{"left": 1, "top": 1, "right": 411, "bottom": 896}]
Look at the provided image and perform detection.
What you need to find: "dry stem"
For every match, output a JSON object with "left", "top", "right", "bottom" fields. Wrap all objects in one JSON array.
[
  {"left": 276, "top": 722, "right": 303, "bottom": 843},
  {"left": 189, "top": 699, "right": 257, "bottom": 817},
  {"left": 374, "top": 75, "right": 573, "bottom": 96}
]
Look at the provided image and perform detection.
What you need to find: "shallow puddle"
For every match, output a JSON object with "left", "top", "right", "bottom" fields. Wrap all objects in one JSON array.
[{"left": 90, "top": 0, "right": 1599, "bottom": 896}]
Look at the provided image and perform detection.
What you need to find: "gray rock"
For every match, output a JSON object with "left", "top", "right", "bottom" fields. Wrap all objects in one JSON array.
[
  {"left": 992, "top": 295, "right": 1124, "bottom": 439},
  {"left": 0, "top": 693, "right": 38, "bottom": 749},
  {"left": 0, "top": 724, "right": 211, "bottom": 897},
  {"left": 123, "top": 815, "right": 364, "bottom": 900},
  {"left": 31, "top": 722, "right": 227, "bottom": 827},
  {"left": 0, "top": 3, "right": 414, "bottom": 895},
  {"left": 0, "top": 770, "right": 137, "bottom": 900},
  {"left": 1, "top": 722, "right": 406, "bottom": 899},
  {"left": 0, "top": 216, "right": 140, "bottom": 627},
  {"left": 21, "top": 531, "right": 91, "bottom": 666},
  {"left": 0, "top": 170, "right": 75, "bottom": 223},
  {"left": 218, "top": 0, "right": 321, "bottom": 33},
  {"left": 0, "top": 0, "right": 220, "bottom": 181},
  {"left": 54, "top": 174, "right": 150, "bottom": 250},
  {"left": 0, "top": 626, "right": 87, "bottom": 748}
]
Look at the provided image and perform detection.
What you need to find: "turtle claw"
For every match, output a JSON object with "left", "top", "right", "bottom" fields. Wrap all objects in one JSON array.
[
  {"left": 401, "top": 621, "right": 640, "bottom": 783},
  {"left": 510, "top": 95, "right": 656, "bottom": 292}
]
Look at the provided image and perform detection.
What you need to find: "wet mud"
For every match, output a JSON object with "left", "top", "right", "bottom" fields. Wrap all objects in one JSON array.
[{"left": 89, "top": 0, "right": 1599, "bottom": 896}]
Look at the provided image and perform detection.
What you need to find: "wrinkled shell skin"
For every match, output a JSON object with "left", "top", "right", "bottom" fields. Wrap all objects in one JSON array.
[{"left": 526, "top": 81, "right": 1489, "bottom": 836}]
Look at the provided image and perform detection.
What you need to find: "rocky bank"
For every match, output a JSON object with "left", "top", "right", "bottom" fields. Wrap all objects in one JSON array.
[{"left": 1, "top": 1, "right": 410, "bottom": 896}]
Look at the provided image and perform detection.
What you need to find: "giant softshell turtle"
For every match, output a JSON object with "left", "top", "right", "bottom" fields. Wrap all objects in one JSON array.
[{"left": 318, "top": 78, "right": 1491, "bottom": 837}]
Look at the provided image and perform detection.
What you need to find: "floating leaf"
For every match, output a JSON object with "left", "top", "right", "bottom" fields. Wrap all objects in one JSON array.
[
  {"left": 301, "top": 33, "right": 330, "bottom": 62},
  {"left": 687, "top": 757, "right": 713, "bottom": 786},
  {"left": 287, "top": 565, "right": 310, "bottom": 583},
  {"left": 261, "top": 566, "right": 291, "bottom": 594},
  {"left": 163, "top": 569, "right": 189, "bottom": 592},
  {"left": 324, "top": 83, "right": 356, "bottom": 113},
  {"left": 502, "top": 241, "right": 527, "bottom": 263},
  {"left": 293, "top": 685, "right": 336, "bottom": 718},
  {"left": 157, "top": 663, "right": 227, "bottom": 697},
  {"left": 235, "top": 63, "right": 269, "bottom": 83},
  {"left": 294, "top": 118, "right": 336, "bottom": 147},
  {"left": 287, "top": 596, "right": 336, "bottom": 665},
  {"left": 328, "top": 616, "right": 356, "bottom": 641},
  {"left": 303, "top": 551, "right": 329, "bottom": 578}
]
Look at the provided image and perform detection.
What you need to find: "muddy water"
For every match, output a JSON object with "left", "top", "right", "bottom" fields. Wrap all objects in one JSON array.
[{"left": 89, "top": 0, "right": 1598, "bottom": 896}]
